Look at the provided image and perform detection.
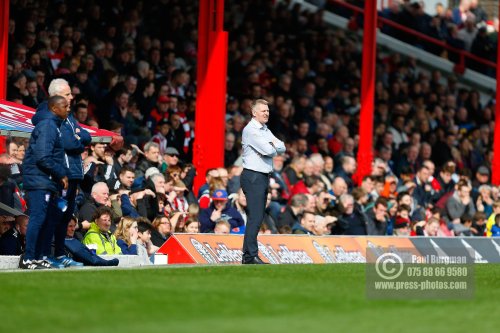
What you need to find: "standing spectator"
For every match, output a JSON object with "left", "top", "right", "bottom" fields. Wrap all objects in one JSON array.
[{"left": 20, "top": 96, "right": 69, "bottom": 269}]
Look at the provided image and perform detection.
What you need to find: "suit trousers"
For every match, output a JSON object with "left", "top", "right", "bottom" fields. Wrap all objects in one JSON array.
[{"left": 240, "top": 169, "right": 269, "bottom": 261}]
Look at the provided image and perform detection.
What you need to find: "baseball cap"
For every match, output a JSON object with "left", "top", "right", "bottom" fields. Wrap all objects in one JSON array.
[
  {"left": 212, "top": 189, "right": 228, "bottom": 201},
  {"left": 145, "top": 167, "right": 160, "bottom": 179}
]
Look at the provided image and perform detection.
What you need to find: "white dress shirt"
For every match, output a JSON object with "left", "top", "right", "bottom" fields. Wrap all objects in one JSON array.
[{"left": 242, "top": 118, "right": 286, "bottom": 173}]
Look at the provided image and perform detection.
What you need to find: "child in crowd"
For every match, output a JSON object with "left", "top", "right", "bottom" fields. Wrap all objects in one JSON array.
[
  {"left": 136, "top": 221, "right": 156, "bottom": 265},
  {"left": 491, "top": 214, "right": 500, "bottom": 237}
]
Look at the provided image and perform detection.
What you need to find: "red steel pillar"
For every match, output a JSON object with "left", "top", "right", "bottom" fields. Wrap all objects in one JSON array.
[
  {"left": 0, "top": 0, "right": 9, "bottom": 153},
  {"left": 492, "top": 3, "right": 500, "bottom": 185},
  {"left": 355, "top": 0, "right": 377, "bottom": 184},
  {"left": 193, "top": 0, "right": 228, "bottom": 193}
]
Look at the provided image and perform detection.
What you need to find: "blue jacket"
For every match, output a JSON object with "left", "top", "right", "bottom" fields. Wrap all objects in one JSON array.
[
  {"left": 23, "top": 108, "right": 68, "bottom": 192},
  {"left": 199, "top": 203, "right": 245, "bottom": 233},
  {"left": 34, "top": 101, "right": 92, "bottom": 179},
  {"left": 64, "top": 238, "right": 119, "bottom": 266}
]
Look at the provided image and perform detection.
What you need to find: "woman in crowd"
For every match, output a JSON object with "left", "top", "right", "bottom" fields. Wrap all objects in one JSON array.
[
  {"left": 150, "top": 215, "right": 171, "bottom": 247},
  {"left": 114, "top": 216, "right": 138, "bottom": 254}
]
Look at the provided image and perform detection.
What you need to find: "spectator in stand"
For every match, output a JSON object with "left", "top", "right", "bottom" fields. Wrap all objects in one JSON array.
[
  {"left": 114, "top": 216, "right": 138, "bottom": 255},
  {"left": 183, "top": 218, "right": 200, "bottom": 233},
  {"left": 78, "top": 182, "right": 110, "bottom": 234},
  {"left": 366, "top": 197, "right": 389, "bottom": 236},
  {"left": 214, "top": 220, "right": 231, "bottom": 234},
  {"left": 150, "top": 119, "right": 171, "bottom": 156},
  {"left": 335, "top": 156, "right": 357, "bottom": 192},
  {"left": 0, "top": 215, "right": 28, "bottom": 255},
  {"left": 150, "top": 215, "right": 171, "bottom": 247},
  {"left": 292, "top": 211, "right": 315, "bottom": 235},
  {"left": 445, "top": 180, "right": 476, "bottom": 227},
  {"left": 332, "top": 194, "right": 368, "bottom": 235},
  {"left": 64, "top": 216, "right": 119, "bottom": 266},
  {"left": 136, "top": 221, "right": 156, "bottom": 265},
  {"left": 471, "top": 212, "right": 487, "bottom": 236},
  {"left": 135, "top": 142, "right": 161, "bottom": 180},
  {"left": 277, "top": 193, "right": 307, "bottom": 231},
  {"left": 199, "top": 189, "right": 244, "bottom": 233},
  {"left": 82, "top": 206, "right": 122, "bottom": 255}
]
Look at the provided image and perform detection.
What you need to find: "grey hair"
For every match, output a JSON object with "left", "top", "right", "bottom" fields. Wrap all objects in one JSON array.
[
  {"left": 48, "top": 78, "right": 70, "bottom": 97},
  {"left": 150, "top": 173, "right": 165, "bottom": 183},
  {"left": 91, "top": 182, "right": 108, "bottom": 195},
  {"left": 339, "top": 193, "right": 354, "bottom": 206},
  {"left": 143, "top": 141, "right": 160, "bottom": 153},
  {"left": 290, "top": 193, "right": 308, "bottom": 208}
]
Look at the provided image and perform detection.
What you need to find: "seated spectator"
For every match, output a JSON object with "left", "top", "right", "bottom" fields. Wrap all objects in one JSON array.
[
  {"left": 0, "top": 215, "right": 14, "bottom": 237},
  {"left": 120, "top": 187, "right": 155, "bottom": 218},
  {"left": 171, "top": 180, "right": 189, "bottom": 213},
  {"left": 276, "top": 193, "right": 307, "bottom": 230},
  {"left": 150, "top": 215, "right": 171, "bottom": 247},
  {"left": 0, "top": 215, "right": 28, "bottom": 255},
  {"left": 292, "top": 211, "right": 315, "bottom": 235},
  {"left": 199, "top": 189, "right": 244, "bottom": 233},
  {"left": 454, "top": 214, "right": 474, "bottom": 236},
  {"left": 136, "top": 221, "right": 156, "bottom": 265},
  {"left": 471, "top": 212, "right": 487, "bottom": 236},
  {"left": 491, "top": 214, "right": 500, "bottom": 237},
  {"left": 114, "top": 216, "right": 138, "bottom": 254},
  {"left": 82, "top": 206, "right": 122, "bottom": 255},
  {"left": 415, "top": 218, "right": 440, "bottom": 236},
  {"left": 312, "top": 215, "right": 334, "bottom": 236},
  {"left": 445, "top": 180, "right": 476, "bottom": 226},
  {"left": 183, "top": 218, "right": 200, "bottom": 233},
  {"left": 78, "top": 182, "right": 110, "bottom": 235},
  {"left": 476, "top": 184, "right": 493, "bottom": 217},
  {"left": 214, "top": 220, "right": 231, "bottom": 234},
  {"left": 393, "top": 215, "right": 411, "bottom": 236},
  {"left": 366, "top": 197, "right": 389, "bottom": 236},
  {"left": 64, "top": 216, "right": 119, "bottom": 266},
  {"left": 135, "top": 142, "right": 161, "bottom": 180},
  {"left": 331, "top": 194, "right": 368, "bottom": 235}
]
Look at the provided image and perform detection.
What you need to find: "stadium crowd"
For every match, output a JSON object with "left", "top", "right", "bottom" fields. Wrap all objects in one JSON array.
[
  {"left": 327, "top": 0, "right": 497, "bottom": 76},
  {"left": 2, "top": 0, "right": 500, "bottom": 267}
]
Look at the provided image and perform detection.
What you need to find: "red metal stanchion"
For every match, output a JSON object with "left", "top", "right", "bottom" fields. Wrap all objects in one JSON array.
[
  {"left": 0, "top": 0, "right": 10, "bottom": 153},
  {"left": 193, "top": 0, "right": 228, "bottom": 194},
  {"left": 355, "top": 0, "right": 377, "bottom": 183},
  {"left": 491, "top": 3, "right": 500, "bottom": 185}
]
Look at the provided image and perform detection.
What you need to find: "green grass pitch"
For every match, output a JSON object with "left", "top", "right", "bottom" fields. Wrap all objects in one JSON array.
[{"left": 0, "top": 264, "right": 498, "bottom": 333}]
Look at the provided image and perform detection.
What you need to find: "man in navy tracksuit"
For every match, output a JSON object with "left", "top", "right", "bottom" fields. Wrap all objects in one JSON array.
[
  {"left": 32, "top": 78, "right": 91, "bottom": 268},
  {"left": 20, "top": 96, "right": 69, "bottom": 269}
]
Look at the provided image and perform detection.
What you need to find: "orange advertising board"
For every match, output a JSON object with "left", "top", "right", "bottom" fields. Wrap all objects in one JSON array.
[{"left": 158, "top": 234, "right": 369, "bottom": 264}]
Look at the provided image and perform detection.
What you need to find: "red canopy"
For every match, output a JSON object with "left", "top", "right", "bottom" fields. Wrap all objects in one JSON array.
[{"left": 0, "top": 99, "right": 116, "bottom": 143}]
